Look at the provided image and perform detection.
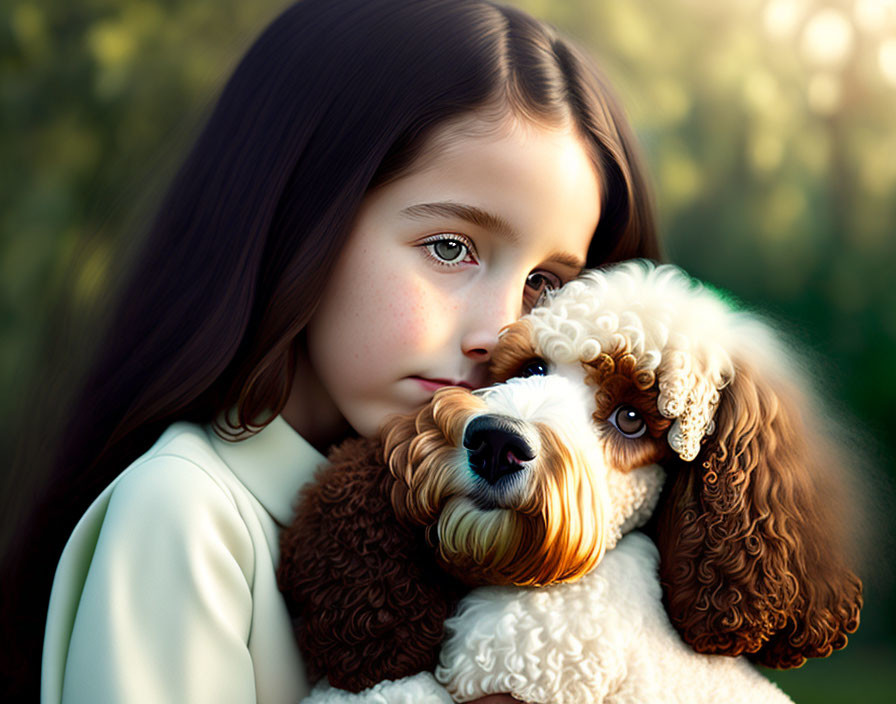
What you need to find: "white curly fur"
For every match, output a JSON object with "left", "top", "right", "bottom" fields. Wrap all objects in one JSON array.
[
  {"left": 436, "top": 533, "right": 789, "bottom": 704},
  {"left": 304, "top": 536, "right": 790, "bottom": 704},
  {"left": 302, "top": 672, "right": 452, "bottom": 704},
  {"left": 526, "top": 261, "right": 785, "bottom": 461}
]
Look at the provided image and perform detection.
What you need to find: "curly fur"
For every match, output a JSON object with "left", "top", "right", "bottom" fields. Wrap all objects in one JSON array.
[
  {"left": 301, "top": 672, "right": 452, "bottom": 704},
  {"left": 278, "top": 260, "right": 862, "bottom": 700},
  {"left": 438, "top": 534, "right": 790, "bottom": 704},
  {"left": 527, "top": 263, "right": 783, "bottom": 461},
  {"left": 385, "top": 382, "right": 612, "bottom": 587},
  {"left": 277, "top": 437, "right": 466, "bottom": 692},
  {"left": 653, "top": 360, "right": 863, "bottom": 668},
  {"left": 528, "top": 261, "right": 862, "bottom": 668}
]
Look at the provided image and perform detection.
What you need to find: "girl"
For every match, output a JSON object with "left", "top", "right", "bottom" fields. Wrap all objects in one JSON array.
[{"left": 1, "top": 0, "right": 660, "bottom": 702}]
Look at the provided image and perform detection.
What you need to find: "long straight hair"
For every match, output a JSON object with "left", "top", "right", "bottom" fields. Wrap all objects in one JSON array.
[{"left": 1, "top": 0, "right": 659, "bottom": 699}]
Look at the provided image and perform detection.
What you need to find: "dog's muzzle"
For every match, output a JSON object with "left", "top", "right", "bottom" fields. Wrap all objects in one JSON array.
[{"left": 462, "top": 415, "right": 536, "bottom": 485}]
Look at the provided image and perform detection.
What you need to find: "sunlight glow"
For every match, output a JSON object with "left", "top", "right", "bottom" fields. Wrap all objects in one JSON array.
[
  {"left": 880, "top": 38, "right": 896, "bottom": 86},
  {"left": 855, "top": 0, "right": 896, "bottom": 33},
  {"left": 801, "top": 8, "right": 855, "bottom": 68},
  {"left": 763, "top": 0, "right": 810, "bottom": 40}
]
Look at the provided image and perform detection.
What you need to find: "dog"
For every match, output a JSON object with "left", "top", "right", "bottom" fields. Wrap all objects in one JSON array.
[{"left": 278, "top": 261, "right": 862, "bottom": 703}]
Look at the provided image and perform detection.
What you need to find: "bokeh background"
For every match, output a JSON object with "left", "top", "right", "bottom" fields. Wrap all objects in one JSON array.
[{"left": 2, "top": 0, "right": 894, "bottom": 700}]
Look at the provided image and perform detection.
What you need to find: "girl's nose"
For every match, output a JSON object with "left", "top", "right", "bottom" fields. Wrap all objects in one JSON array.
[
  {"left": 460, "top": 288, "right": 521, "bottom": 362},
  {"left": 461, "top": 339, "right": 492, "bottom": 363}
]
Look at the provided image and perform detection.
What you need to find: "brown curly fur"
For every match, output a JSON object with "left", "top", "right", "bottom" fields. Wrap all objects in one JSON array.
[
  {"left": 585, "top": 350, "right": 674, "bottom": 471},
  {"left": 276, "top": 436, "right": 467, "bottom": 692},
  {"left": 385, "top": 386, "right": 607, "bottom": 587},
  {"left": 652, "top": 359, "right": 862, "bottom": 669}
]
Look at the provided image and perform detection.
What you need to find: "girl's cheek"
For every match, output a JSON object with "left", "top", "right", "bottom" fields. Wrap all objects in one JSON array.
[{"left": 382, "top": 278, "right": 455, "bottom": 347}]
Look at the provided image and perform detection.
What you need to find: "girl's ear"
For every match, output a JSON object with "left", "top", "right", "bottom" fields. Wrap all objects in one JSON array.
[{"left": 653, "top": 360, "right": 862, "bottom": 668}]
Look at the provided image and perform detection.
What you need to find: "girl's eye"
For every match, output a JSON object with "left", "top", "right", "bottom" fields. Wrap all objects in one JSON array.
[
  {"left": 419, "top": 234, "right": 477, "bottom": 266},
  {"left": 432, "top": 239, "right": 464, "bottom": 262},
  {"left": 523, "top": 270, "right": 563, "bottom": 310},
  {"left": 609, "top": 405, "right": 646, "bottom": 438},
  {"left": 518, "top": 358, "right": 549, "bottom": 378}
]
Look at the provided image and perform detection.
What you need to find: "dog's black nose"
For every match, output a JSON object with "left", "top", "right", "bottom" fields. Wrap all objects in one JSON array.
[{"left": 463, "top": 415, "right": 535, "bottom": 485}]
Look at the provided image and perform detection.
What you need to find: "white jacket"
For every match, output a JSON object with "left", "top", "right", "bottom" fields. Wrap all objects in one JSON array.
[{"left": 42, "top": 415, "right": 325, "bottom": 704}]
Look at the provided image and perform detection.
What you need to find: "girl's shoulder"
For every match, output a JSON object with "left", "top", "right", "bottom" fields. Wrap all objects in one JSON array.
[
  {"left": 42, "top": 422, "right": 261, "bottom": 704},
  {"left": 110, "top": 420, "right": 244, "bottom": 514},
  {"left": 66, "top": 413, "right": 327, "bottom": 552},
  {"left": 54, "top": 420, "right": 257, "bottom": 586}
]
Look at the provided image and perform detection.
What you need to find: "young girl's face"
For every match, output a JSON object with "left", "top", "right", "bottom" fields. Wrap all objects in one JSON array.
[{"left": 299, "top": 114, "right": 601, "bottom": 440}]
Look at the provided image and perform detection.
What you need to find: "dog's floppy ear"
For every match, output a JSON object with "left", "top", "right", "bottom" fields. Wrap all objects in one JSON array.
[{"left": 654, "top": 357, "right": 862, "bottom": 668}]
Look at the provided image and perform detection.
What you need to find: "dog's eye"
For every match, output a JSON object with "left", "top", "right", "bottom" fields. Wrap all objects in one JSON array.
[
  {"left": 610, "top": 405, "right": 646, "bottom": 438},
  {"left": 519, "top": 359, "right": 549, "bottom": 377}
]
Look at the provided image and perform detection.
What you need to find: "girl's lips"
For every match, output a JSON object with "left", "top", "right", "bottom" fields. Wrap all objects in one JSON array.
[{"left": 411, "top": 377, "right": 474, "bottom": 392}]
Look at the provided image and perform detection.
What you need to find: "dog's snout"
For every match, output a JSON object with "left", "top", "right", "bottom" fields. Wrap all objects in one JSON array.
[{"left": 463, "top": 415, "right": 535, "bottom": 486}]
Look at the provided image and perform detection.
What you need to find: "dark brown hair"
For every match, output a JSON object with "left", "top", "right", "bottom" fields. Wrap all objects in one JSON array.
[{"left": 1, "top": 0, "right": 659, "bottom": 698}]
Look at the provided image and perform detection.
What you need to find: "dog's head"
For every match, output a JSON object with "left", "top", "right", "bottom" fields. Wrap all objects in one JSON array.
[{"left": 383, "top": 260, "right": 862, "bottom": 668}]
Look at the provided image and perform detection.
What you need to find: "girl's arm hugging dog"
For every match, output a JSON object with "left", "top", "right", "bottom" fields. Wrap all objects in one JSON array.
[{"left": 277, "top": 261, "right": 863, "bottom": 703}]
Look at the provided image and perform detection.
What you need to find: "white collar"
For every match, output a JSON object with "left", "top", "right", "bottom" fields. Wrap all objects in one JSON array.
[{"left": 204, "top": 411, "right": 326, "bottom": 526}]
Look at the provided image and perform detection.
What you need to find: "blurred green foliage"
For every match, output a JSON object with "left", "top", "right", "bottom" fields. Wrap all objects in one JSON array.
[{"left": 2, "top": 0, "right": 895, "bottom": 700}]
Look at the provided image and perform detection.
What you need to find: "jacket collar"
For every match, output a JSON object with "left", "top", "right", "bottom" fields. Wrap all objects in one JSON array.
[{"left": 205, "top": 410, "right": 327, "bottom": 526}]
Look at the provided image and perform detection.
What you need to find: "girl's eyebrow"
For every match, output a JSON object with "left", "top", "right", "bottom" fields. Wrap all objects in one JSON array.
[
  {"left": 400, "top": 202, "right": 519, "bottom": 243},
  {"left": 546, "top": 250, "right": 587, "bottom": 271}
]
